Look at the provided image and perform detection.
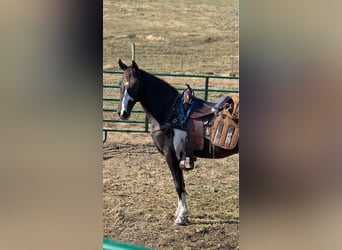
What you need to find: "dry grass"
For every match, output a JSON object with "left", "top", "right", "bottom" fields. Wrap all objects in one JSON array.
[{"left": 104, "top": 0, "right": 239, "bottom": 75}]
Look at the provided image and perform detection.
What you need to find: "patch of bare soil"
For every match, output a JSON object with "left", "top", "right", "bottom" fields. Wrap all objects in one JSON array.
[{"left": 103, "top": 133, "right": 239, "bottom": 249}]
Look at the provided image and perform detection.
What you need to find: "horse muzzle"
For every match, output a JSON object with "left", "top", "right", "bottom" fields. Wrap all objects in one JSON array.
[{"left": 118, "top": 110, "right": 130, "bottom": 120}]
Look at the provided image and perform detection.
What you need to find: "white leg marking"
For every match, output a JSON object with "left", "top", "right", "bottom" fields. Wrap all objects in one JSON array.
[
  {"left": 120, "top": 89, "right": 134, "bottom": 116},
  {"left": 173, "top": 129, "right": 187, "bottom": 160},
  {"left": 178, "top": 192, "right": 188, "bottom": 215},
  {"left": 175, "top": 193, "right": 189, "bottom": 225}
]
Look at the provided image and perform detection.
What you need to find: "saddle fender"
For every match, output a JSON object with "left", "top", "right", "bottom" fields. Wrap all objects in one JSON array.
[{"left": 187, "top": 118, "right": 204, "bottom": 151}]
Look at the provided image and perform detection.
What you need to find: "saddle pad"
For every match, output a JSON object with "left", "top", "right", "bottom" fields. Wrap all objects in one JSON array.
[{"left": 210, "top": 109, "right": 239, "bottom": 150}]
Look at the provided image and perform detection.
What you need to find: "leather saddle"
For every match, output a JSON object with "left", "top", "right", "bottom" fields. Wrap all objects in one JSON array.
[{"left": 186, "top": 96, "right": 236, "bottom": 151}]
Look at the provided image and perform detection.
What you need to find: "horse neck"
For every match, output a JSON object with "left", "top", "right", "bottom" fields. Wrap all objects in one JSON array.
[{"left": 139, "top": 71, "right": 179, "bottom": 124}]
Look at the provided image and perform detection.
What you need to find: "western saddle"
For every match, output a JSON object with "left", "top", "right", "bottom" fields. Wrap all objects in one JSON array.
[{"left": 179, "top": 84, "right": 239, "bottom": 170}]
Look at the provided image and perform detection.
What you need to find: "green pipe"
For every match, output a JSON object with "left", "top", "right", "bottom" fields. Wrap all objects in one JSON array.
[
  {"left": 103, "top": 70, "right": 239, "bottom": 80},
  {"left": 103, "top": 131, "right": 108, "bottom": 143},
  {"left": 204, "top": 77, "right": 209, "bottom": 100},
  {"left": 103, "top": 109, "right": 145, "bottom": 113},
  {"left": 144, "top": 116, "right": 149, "bottom": 132},
  {"left": 103, "top": 98, "right": 119, "bottom": 101},
  {"left": 103, "top": 129, "right": 149, "bottom": 133},
  {"left": 103, "top": 237, "right": 152, "bottom": 250},
  {"left": 103, "top": 87, "right": 239, "bottom": 94},
  {"left": 103, "top": 85, "right": 120, "bottom": 89},
  {"left": 103, "top": 120, "right": 146, "bottom": 124},
  {"left": 207, "top": 89, "right": 239, "bottom": 93}
]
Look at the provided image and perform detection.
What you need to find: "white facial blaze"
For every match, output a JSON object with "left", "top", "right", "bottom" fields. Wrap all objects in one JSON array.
[
  {"left": 120, "top": 89, "right": 134, "bottom": 116},
  {"left": 173, "top": 129, "right": 187, "bottom": 160}
]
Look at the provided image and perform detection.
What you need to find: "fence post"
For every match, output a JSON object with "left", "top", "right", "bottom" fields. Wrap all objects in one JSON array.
[
  {"left": 132, "top": 43, "right": 135, "bottom": 61},
  {"left": 144, "top": 116, "right": 149, "bottom": 132},
  {"left": 204, "top": 77, "right": 209, "bottom": 101},
  {"left": 103, "top": 130, "right": 108, "bottom": 143}
]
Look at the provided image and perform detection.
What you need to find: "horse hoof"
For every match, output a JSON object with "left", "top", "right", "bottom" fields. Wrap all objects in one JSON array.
[{"left": 175, "top": 216, "right": 189, "bottom": 225}]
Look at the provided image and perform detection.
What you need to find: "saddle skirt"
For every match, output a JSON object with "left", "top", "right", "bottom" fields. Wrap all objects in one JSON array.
[{"left": 210, "top": 107, "right": 239, "bottom": 150}]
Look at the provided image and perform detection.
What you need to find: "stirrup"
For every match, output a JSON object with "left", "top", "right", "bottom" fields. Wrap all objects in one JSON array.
[{"left": 179, "top": 158, "right": 194, "bottom": 171}]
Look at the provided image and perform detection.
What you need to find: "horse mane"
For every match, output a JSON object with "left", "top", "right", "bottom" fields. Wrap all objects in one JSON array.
[{"left": 140, "top": 69, "right": 179, "bottom": 96}]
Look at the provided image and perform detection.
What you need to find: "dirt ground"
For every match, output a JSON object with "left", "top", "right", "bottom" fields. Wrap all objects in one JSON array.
[{"left": 103, "top": 133, "right": 239, "bottom": 249}]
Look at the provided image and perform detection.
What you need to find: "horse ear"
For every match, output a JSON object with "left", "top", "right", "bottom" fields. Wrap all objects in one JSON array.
[
  {"left": 132, "top": 60, "right": 139, "bottom": 72},
  {"left": 118, "top": 59, "right": 128, "bottom": 71}
]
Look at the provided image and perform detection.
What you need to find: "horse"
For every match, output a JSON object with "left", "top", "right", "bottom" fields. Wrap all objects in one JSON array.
[{"left": 116, "top": 59, "right": 238, "bottom": 225}]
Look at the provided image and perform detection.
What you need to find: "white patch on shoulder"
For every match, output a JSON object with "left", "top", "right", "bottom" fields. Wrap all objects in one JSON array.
[{"left": 173, "top": 129, "right": 187, "bottom": 160}]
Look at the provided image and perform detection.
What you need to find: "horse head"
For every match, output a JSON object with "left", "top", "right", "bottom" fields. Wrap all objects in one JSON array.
[{"left": 117, "top": 59, "right": 141, "bottom": 120}]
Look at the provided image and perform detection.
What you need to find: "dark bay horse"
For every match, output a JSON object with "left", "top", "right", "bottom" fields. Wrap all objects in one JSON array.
[{"left": 117, "top": 59, "right": 238, "bottom": 225}]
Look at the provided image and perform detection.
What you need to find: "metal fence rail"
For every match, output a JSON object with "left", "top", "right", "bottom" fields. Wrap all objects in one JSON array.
[{"left": 103, "top": 71, "right": 239, "bottom": 142}]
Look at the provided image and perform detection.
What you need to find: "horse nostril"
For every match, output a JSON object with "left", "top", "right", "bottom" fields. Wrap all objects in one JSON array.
[{"left": 119, "top": 110, "right": 129, "bottom": 119}]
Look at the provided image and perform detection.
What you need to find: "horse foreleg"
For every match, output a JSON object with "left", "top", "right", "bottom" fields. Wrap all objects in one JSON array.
[
  {"left": 164, "top": 147, "right": 189, "bottom": 225},
  {"left": 175, "top": 192, "right": 189, "bottom": 225}
]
